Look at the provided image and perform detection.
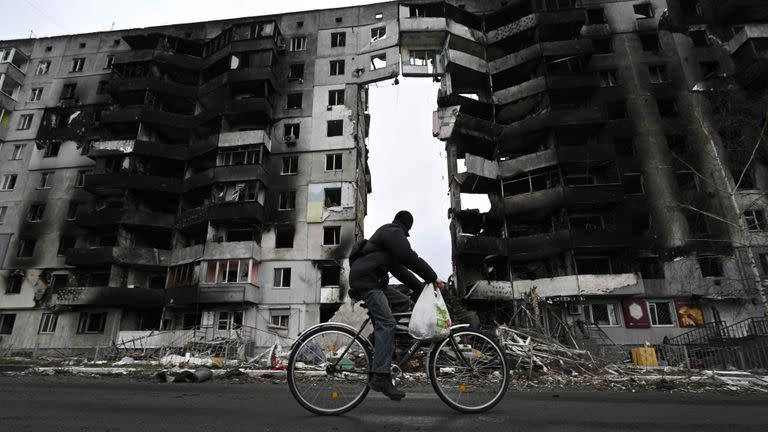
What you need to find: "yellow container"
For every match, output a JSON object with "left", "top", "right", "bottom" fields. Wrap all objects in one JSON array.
[{"left": 631, "top": 347, "right": 659, "bottom": 367}]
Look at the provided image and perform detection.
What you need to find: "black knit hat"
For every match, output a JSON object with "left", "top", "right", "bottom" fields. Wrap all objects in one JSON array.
[{"left": 393, "top": 210, "right": 414, "bottom": 236}]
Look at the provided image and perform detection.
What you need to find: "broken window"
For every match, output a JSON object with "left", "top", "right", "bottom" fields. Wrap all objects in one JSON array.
[
  {"left": 27, "top": 204, "right": 45, "bottom": 222},
  {"left": 326, "top": 153, "right": 343, "bottom": 171},
  {"left": 39, "top": 313, "right": 58, "bottom": 334},
  {"left": 1, "top": 174, "right": 18, "bottom": 191},
  {"left": 87, "top": 272, "right": 110, "bottom": 286},
  {"left": 408, "top": 49, "right": 436, "bottom": 71},
  {"left": 39, "top": 171, "right": 53, "bottom": 189},
  {"left": 330, "top": 59, "right": 345, "bottom": 76},
  {"left": 698, "top": 255, "right": 724, "bottom": 277},
  {"left": 594, "top": 38, "right": 613, "bottom": 54},
  {"left": 686, "top": 212, "right": 710, "bottom": 238},
  {"left": 599, "top": 70, "right": 618, "bottom": 87},
  {"left": 331, "top": 32, "right": 346, "bottom": 48},
  {"left": 43, "top": 141, "right": 61, "bottom": 158},
  {"left": 0, "top": 314, "right": 16, "bottom": 335},
  {"left": 504, "top": 168, "right": 561, "bottom": 196},
  {"left": 17, "top": 114, "right": 33, "bottom": 130},
  {"left": 225, "top": 229, "right": 255, "bottom": 242},
  {"left": 656, "top": 98, "right": 678, "bottom": 116},
  {"left": 744, "top": 210, "right": 766, "bottom": 231},
  {"left": 323, "top": 226, "right": 341, "bottom": 246},
  {"left": 278, "top": 191, "right": 296, "bottom": 210},
  {"left": 546, "top": 56, "right": 586, "bottom": 75},
  {"left": 284, "top": 123, "right": 300, "bottom": 140},
  {"left": 409, "top": 5, "right": 425, "bottom": 17},
  {"left": 606, "top": 101, "right": 628, "bottom": 120},
  {"left": 370, "top": 53, "right": 387, "bottom": 70},
  {"left": 371, "top": 26, "right": 386, "bottom": 42},
  {"left": 57, "top": 237, "right": 76, "bottom": 256},
  {"left": 5, "top": 273, "right": 22, "bottom": 294},
  {"left": 327, "top": 119, "right": 343, "bottom": 137},
  {"left": 274, "top": 268, "right": 292, "bottom": 288},
  {"left": 281, "top": 156, "right": 298, "bottom": 175},
  {"left": 77, "top": 312, "right": 107, "bottom": 334},
  {"left": 623, "top": 173, "right": 644, "bottom": 194},
  {"left": 637, "top": 257, "right": 664, "bottom": 279},
  {"left": 614, "top": 137, "right": 634, "bottom": 156},
  {"left": 321, "top": 266, "right": 341, "bottom": 286},
  {"left": 569, "top": 214, "right": 604, "bottom": 230},
  {"left": 11, "top": 144, "right": 25, "bottom": 160},
  {"left": 639, "top": 33, "right": 660, "bottom": 52},
  {"left": 205, "top": 259, "right": 252, "bottom": 283},
  {"left": 96, "top": 80, "right": 108, "bottom": 95},
  {"left": 328, "top": 89, "right": 345, "bottom": 106},
  {"left": 217, "top": 145, "right": 261, "bottom": 166},
  {"left": 70, "top": 57, "right": 85, "bottom": 72},
  {"left": 270, "top": 309, "right": 289, "bottom": 328},
  {"left": 288, "top": 63, "right": 304, "bottom": 80},
  {"left": 290, "top": 37, "right": 307, "bottom": 51},
  {"left": 324, "top": 188, "right": 342, "bottom": 207},
  {"left": 584, "top": 303, "right": 619, "bottom": 326},
  {"left": 61, "top": 83, "right": 77, "bottom": 99},
  {"left": 575, "top": 256, "right": 612, "bottom": 274},
  {"left": 217, "top": 311, "right": 243, "bottom": 330},
  {"left": 275, "top": 225, "right": 295, "bottom": 248},
  {"left": 65, "top": 202, "right": 79, "bottom": 220},
  {"left": 287, "top": 92, "right": 303, "bottom": 109},
  {"left": 167, "top": 263, "right": 198, "bottom": 288},
  {"left": 649, "top": 65, "right": 668, "bottom": 83},
  {"left": 648, "top": 301, "right": 674, "bottom": 326},
  {"left": 633, "top": 3, "right": 653, "bottom": 19},
  {"left": 587, "top": 8, "right": 606, "bottom": 24},
  {"left": 35, "top": 60, "right": 51, "bottom": 76},
  {"left": 105, "top": 55, "right": 114, "bottom": 69}
]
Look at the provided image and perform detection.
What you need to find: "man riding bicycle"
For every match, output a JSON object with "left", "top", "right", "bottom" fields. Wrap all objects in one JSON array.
[{"left": 348, "top": 210, "right": 446, "bottom": 401}]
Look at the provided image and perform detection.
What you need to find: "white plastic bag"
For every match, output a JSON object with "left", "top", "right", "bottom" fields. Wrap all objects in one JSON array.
[{"left": 408, "top": 287, "right": 452, "bottom": 340}]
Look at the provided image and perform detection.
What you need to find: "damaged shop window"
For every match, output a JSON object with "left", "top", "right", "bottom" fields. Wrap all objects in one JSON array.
[
  {"left": 0, "top": 314, "right": 16, "bottom": 335},
  {"left": 698, "top": 255, "right": 724, "bottom": 277},
  {"left": 370, "top": 53, "right": 387, "bottom": 71},
  {"left": 637, "top": 256, "right": 664, "bottom": 279},
  {"left": 744, "top": 209, "right": 767, "bottom": 231},
  {"left": 287, "top": 92, "right": 303, "bottom": 109},
  {"left": 324, "top": 187, "right": 342, "bottom": 208},
  {"left": 633, "top": 3, "right": 653, "bottom": 19},
  {"left": 575, "top": 256, "right": 613, "bottom": 274},
  {"left": 329, "top": 59, "right": 345, "bottom": 76},
  {"left": 275, "top": 225, "right": 295, "bottom": 249},
  {"left": 639, "top": 33, "right": 660, "bottom": 52},
  {"left": 331, "top": 32, "right": 346, "bottom": 48},
  {"left": 57, "top": 237, "right": 75, "bottom": 256},
  {"left": 217, "top": 311, "right": 243, "bottom": 330},
  {"left": 281, "top": 156, "right": 299, "bottom": 175},
  {"left": 323, "top": 226, "right": 341, "bottom": 246},
  {"left": 503, "top": 168, "right": 561, "bottom": 196},
  {"left": 648, "top": 301, "right": 674, "bottom": 326},
  {"left": 328, "top": 89, "right": 344, "bottom": 106},
  {"left": 27, "top": 204, "right": 45, "bottom": 222},
  {"left": 327, "top": 119, "right": 343, "bottom": 137},
  {"left": 77, "top": 312, "right": 107, "bottom": 334},
  {"left": 270, "top": 310, "right": 289, "bottom": 329},
  {"left": 279, "top": 191, "right": 297, "bottom": 211},
  {"left": 274, "top": 268, "right": 291, "bottom": 288},
  {"left": 370, "top": 26, "right": 386, "bottom": 42},
  {"left": 39, "top": 313, "right": 58, "bottom": 334},
  {"left": 583, "top": 303, "right": 620, "bottom": 326},
  {"left": 321, "top": 266, "right": 341, "bottom": 287},
  {"left": 623, "top": 173, "right": 644, "bottom": 195},
  {"left": 288, "top": 63, "right": 304, "bottom": 80},
  {"left": 5, "top": 271, "right": 23, "bottom": 294}
]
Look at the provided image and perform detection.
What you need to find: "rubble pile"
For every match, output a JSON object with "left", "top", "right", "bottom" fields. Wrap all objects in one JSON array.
[{"left": 496, "top": 325, "right": 596, "bottom": 374}]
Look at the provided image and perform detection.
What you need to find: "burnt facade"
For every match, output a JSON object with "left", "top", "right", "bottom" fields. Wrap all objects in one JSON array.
[{"left": 1, "top": 0, "right": 768, "bottom": 354}]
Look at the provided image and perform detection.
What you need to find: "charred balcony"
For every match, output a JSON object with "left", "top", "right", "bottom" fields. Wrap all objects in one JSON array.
[
  {"left": 183, "top": 163, "right": 268, "bottom": 192},
  {"left": 52, "top": 286, "right": 164, "bottom": 308},
  {"left": 36, "top": 105, "right": 108, "bottom": 144},
  {"left": 85, "top": 172, "right": 182, "bottom": 196},
  {"left": 497, "top": 103, "right": 603, "bottom": 138},
  {"left": 107, "top": 69, "right": 197, "bottom": 103},
  {"left": 177, "top": 200, "right": 267, "bottom": 229},
  {"left": 490, "top": 40, "right": 595, "bottom": 76},
  {"left": 165, "top": 283, "right": 261, "bottom": 305},
  {"left": 118, "top": 33, "right": 204, "bottom": 70},
  {"left": 201, "top": 20, "right": 282, "bottom": 62},
  {"left": 101, "top": 104, "right": 195, "bottom": 132},
  {"left": 89, "top": 139, "right": 187, "bottom": 161},
  {"left": 65, "top": 246, "right": 170, "bottom": 269},
  {"left": 189, "top": 129, "right": 271, "bottom": 158},
  {"left": 486, "top": 7, "right": 587, "bottom": 46},
  {"left": 76, "top": 207, "right": 175, "bottom": 231}
]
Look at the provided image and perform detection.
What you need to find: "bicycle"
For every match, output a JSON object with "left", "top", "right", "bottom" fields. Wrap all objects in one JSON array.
[{"left": 287, "top": 298, "right": 510, "bottom": 415}]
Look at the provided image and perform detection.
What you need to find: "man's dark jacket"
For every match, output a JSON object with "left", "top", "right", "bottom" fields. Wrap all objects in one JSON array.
[{"left": 349, "top": 222, "right": 438, "bottom": 296}]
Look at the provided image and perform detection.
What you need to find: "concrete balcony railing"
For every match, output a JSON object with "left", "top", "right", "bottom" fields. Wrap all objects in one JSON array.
[
  {"left": 183, "top": 164, "right": 267, "bottom": 192},
  {"left": 500, "top": 148, "right": 558, "bottom": 178},
  {"left": 85, "top": 172, "right": 183, "bottom": 195},
  {"left": 202, "top": 241, "right": 262, "bottom": 261},
  {"left": 503, "top": 184, "right": 623, "bottom": 217},
  {"left": 52, "top": 286, "right": 164, "bottom": 308},
  {"left": 486, "top": 9, "right": 587, "bottom": 44},
  {"left": 90, "top": 139, "right": 187, "bottom": 160},
  {"left": 165, "top": 283, "right": 261, "bottom": 305},
  {"left": 65, "top": 247, "right": 170, "bottom": 268},
  {"left": 218, "top": 130, "right": 272, "bottom": 150},
  {"left": 493, "top": 73, "right": 600, "bottom": 106},
  {"left": 76, "top": 208, "right": 175, "bottom": 230},
  {"left": 490, "top": 39, "right": 595, "bottom": 75},
  {"left": 169, "top": 244, "right": 205, "bottom": 265}
]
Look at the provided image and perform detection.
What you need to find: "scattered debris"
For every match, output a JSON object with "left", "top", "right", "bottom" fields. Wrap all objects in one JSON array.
[
  {"left": 155, "top": 367, "right": 213, "bottom": 383},
  {"left": 496, "top": 325, "right": 595, "bottom": 375}
]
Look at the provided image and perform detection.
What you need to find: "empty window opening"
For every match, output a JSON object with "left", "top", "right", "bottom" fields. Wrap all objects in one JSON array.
[
  {"left": 77, "top": 312, "right": 107, "bottom": 334},
  {"left": 648, "top": 301, "right": 674, "bottom": 326},
  {"left": 575, "top": 256, "right": 613, "bottom": 274},
  {"left": 275, "top": 225, "right": 295, "bottom": 248},
  {"left": 284, "top": 123, "right": 300, "bottom": 140},
  {"left": 288, "top": 63, "right": 304, "bottom": 80},
  {"left": 274, "top": 268, "right": 292, "bottom": 287},
  {"left": 5, "top": 273, "right": 22, "bottom": 294},
  {"left": 733, "top": 168, "right": 756, "bottom": 189},
  {"left": 0, "top": 206, "right": 6, "bottom": 224},
  {"left": 371, "top": 26, "right": 386, "bottom": 42},
  {"left": 278, "top": 191, "right": 297, "bottom": 210},
  {"left": 0, "top": 314, "right": 16, "bottom": 334},
  {"left": 326, "top": 153, "right": 343, "bottom": 171},
  {"left": 225, "top": 229, "right": 255, "bottom": 242},
  {"left": 698, "top": 255, "right": 724, "bottom": 277},
  {"left": 57, "top": 237, "right": 76, "bottom": 256},
  {"left": 606, "top": 102, "right": 628, "bottom": 120},
  {"left": 323, "top": 226, "right": 341, "bottom": 246},
  {"left": 330, "top": 59, "right": 345, "bottom": 76},
  {"left": 328, "top": 89, "right": 345, "bottom": 106},
  {"left": 327, "top": 120, "right": 343, "bottom": 137},
  {"left": 623, "top": 173, "right": 644, "bottom": 194},
  {"left": 615, "top": 137, "right": 635, "bottom": 156},
  {"left": 321, "top": 266, "right": 341, "bottom": 286},
  {"left": 587, "top": 8, "right": 606, "bottom": 24},
  {"left": 43, "top": 141, "right": 61, "bottom": 157},
  {"left": 61, "top": 83, "right": 77, "bottom": 99},
  {"left": 633, "top": 3, "right": 653, "bottom": 19},
  {"left": 331, "top": 32, "right": 346, "bottom": 48},
  {"left": 324, "top": 188, "right": 342, "bottom": 207},
  {"left": 28, "top": 204, "right": 45, "bottom": 222},
  {"left": 638, "top": 257, "right": 664, "bottom": 279},
  {"left": 503, "top": 168, "right": 561, "bottom": 196},
  {"left": 71, "top": 58, "right": 85, "bottom": 72},
  {"left": 287, "top": 92, "right": 303, "bottom": 109},
  {"left": 370, "top": 53, "right": 387, "bottom": 70}
]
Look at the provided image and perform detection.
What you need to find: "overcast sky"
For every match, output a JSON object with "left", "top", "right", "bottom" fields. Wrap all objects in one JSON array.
[{"left": 0, "top": 0, "right": 481, "bottom": 278}]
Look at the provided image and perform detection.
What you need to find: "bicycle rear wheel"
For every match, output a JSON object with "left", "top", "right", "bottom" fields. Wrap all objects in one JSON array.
[
  {"left": 428, "top": 329, "right": 509, "bottom": 414},
  {"left": 287, "top": 325, "right": 372, "bottom": 415}
]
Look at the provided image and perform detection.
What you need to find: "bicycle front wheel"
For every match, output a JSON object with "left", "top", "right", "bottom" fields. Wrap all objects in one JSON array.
[
  {"left": 428, "top": 329, "right": 509, "bottom": 414},
  {"left": 287, "top": 325, "right": 372, "bottom": 415}
]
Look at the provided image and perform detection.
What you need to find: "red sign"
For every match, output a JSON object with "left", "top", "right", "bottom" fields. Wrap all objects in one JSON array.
[{"left": 622, "top": 298, "right": 651, "bottom": 328}]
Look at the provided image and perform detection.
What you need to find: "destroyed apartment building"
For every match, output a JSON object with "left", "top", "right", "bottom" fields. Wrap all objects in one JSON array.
[{"left": 0, "top": 0, "right": 767, "bottom": 357}]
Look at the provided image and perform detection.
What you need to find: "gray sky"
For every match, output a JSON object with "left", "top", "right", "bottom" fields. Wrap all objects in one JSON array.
[{"left": 0, "top": 0, "right": 476, "bottom": 278}]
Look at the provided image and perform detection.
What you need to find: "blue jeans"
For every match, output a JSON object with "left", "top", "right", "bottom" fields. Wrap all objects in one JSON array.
[{"left": 362, "top": 286, "right": 412, "bottom": 374}]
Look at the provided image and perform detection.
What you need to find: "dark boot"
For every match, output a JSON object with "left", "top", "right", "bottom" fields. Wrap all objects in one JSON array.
[{"left": 369, "top": 374, "right": 405, "bottom": 401}]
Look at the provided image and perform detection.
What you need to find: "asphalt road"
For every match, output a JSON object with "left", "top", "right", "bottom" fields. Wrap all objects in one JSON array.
[{"left": 1, "top": 376, "right": 767, "bottom": 432}]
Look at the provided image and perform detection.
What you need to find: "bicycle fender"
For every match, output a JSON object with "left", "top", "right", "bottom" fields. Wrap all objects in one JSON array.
[{"left": 449, "top": 324, "right": 471, "bottom": 332}]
